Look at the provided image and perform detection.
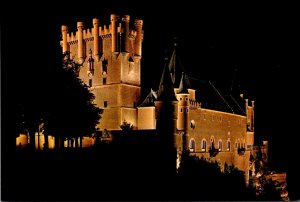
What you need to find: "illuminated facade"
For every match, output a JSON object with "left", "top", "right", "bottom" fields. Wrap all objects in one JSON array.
[
  {"left": 61, "top": 15, "right": 143, "bottom": 131},
  {"left": 58, "top": 14, "right": 255, "bottom": 181}
]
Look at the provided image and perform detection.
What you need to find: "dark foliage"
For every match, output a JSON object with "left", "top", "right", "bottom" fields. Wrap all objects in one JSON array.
[
  {"left": 177, "top": 152, "right": 256, "bottom": 201},
  {"left": 42, "top": 52, "right": 103, "bottom": 147}
]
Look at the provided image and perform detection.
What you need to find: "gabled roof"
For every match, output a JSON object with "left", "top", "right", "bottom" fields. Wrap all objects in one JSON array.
[
  {"left": 188, "top": 77, "right": 246, "bottom": 115},
  {"left": 138, "top": 89, "right": 157, "bottom": 107}
]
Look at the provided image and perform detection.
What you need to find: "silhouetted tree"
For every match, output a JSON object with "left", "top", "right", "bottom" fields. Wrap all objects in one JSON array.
[
  {"left": 177, "top": 152, "right": 256, "bottom": 200},
  {"left": 120, "top": 120, "right": 134, "bottom": 136},
  {"left": 251, "top": 146, "right": 283, "bottom": 201},
  {"left": 16, "top": 102, "right": 42, "bottom": 150},
  {"left": 42, "top": 52, "right": 103, "bottom": 149}
]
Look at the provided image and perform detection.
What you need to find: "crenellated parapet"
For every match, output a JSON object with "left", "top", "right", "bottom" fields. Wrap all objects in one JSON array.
[
  {"left": 60, "top": 14, "right": 144, "bottom": 62},
  {"left": 189, "top": 99, "right": 201, "bottom": 109}
]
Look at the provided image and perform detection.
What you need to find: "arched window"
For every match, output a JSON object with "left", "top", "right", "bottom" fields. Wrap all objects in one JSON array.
[
  {"left": 227, "top": 139, "right": 231, "bottom": 151},
  {"left": 189, "top": 139, "right": 195, "bottom": 152},
  {"left": 210, "top": 136, "right": 215, "bottom": 147},
  {"left": 218, "top": 139, "right": 222, "bottom": 151},
  {"left": 201, "top": 139, "right": 207, "bottom": 152}
]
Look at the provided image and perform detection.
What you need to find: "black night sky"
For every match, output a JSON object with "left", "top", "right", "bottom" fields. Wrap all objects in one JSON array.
[{"left": 1, "top": 0, "right": 299, "bottom": 200}]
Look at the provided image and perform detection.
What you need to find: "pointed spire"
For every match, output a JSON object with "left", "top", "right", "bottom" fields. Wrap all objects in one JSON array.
[
  {"left": 177, "top": 72, "right": 189, "bottom": 94},
  {"left": 157, "top": 57, "right": 177, "bottom": 101},
  {"left": 168, "top": 45, "right": 177, "bottom": 84},
  {"left": 168, "top": 37, "right": 185, "bottom": 86}
]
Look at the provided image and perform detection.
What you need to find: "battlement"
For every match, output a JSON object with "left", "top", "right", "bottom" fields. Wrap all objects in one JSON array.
[
  {"left": 189, "top": 99, "right": 201, "bottom": 109},
  {"left": 62, "top": 15, "right": 143, "bottom": 43},
  {"left": 61, "top": 14, "right": 144, "bottom": 58}
]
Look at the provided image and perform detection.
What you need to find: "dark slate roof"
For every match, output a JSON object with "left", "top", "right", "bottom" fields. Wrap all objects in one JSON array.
[
  {"left": 187, "top": 76, "right": 246, "bottom": 115},
  {"left": 168, "top": 47, "right": 186, "bottom": 87},
  {"left": 177, "top": 72, "right": 189, "bottom": 94},
  {"left": 156, "top": 60, "right": 177, "bottom": 102},
  {"left": 138, "top": 89, "right": 157, "bottom": 107}
]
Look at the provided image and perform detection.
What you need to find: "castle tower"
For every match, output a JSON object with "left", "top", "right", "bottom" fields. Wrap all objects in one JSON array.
[
  {"left": 176, "top": 72, "right": 190, "bottom": 151},
  {"left": 60, "top": 14, "right": 143, "bottom": 131},
  {"left": 61, "top": 25, "right": 69, "bottom": 53},
  {"left": 155, "top": 58, "right": 178, "bottom": 146},
  {"left": 155, "top": 58, "right": 178, "bottom": 173}
]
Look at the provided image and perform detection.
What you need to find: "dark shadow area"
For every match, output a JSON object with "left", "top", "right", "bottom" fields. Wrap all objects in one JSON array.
[{"left": 3, "top": 145, "right": 257, "bottom": 201}]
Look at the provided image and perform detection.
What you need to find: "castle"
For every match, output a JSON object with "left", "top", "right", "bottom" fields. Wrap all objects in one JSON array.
[
  {"left": 16, "top": 14, "right": 256, "bottom": 182},
  {"left": 58, "top": 14, "right": 256, "bottom": 182}
]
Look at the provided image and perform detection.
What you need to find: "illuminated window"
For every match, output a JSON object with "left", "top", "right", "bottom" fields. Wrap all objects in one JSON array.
[
  {"left": 89, "top": 79, "right": 92, "bottom": 87},
  {"left": 201, "top": 139, "right": 206, "bottom": 152},
  {"left": 218, "top": 140, "right": 222, "bottom": 151},
  {"left": 189, "top": 139, "right": 195, "bottom": 152},
  {"left": 227, "top": 140, "right": 231, "bottom": 151},
  {"left": 102, "top": 71, "right": 107, "bottom": 85},
  {"left": 104, "top": 101, "right": 108, "bottom": 108}
]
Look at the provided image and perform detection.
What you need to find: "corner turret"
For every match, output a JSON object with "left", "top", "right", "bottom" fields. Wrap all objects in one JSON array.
[
  {"left": 77, "top": 22, "right": 85, "bottom": 64},
  {"left": 176, "top": 72, "right": 190, "bottom": 151}
]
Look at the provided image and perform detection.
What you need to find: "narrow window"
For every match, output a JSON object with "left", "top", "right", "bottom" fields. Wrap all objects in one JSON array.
[
  {"left": 218, "top": 140, "right": 222, "bottom": 151},
  {"left": 189, "top": 139, "right": 195, "bottom": 152},
  {"left": 102, "top": 70, "right": 107, "bottom": 85},
  {"left": 104, "top": 101, "right": 108, "bottom": 108},
  {"left": 227, "top": 140, "right": 231, "bottom": 151},
  {"left": 102, "top": 59, "right": 108, "bottom": 73},
  {"left": 89, "top": 79, "right": 92, "bottom": 87},
  {"left": 210, "top": 137, "right": 215, "bottom": 146},
  {"left": 201, "top": 139, "right": 206, "bottom": 152}
]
